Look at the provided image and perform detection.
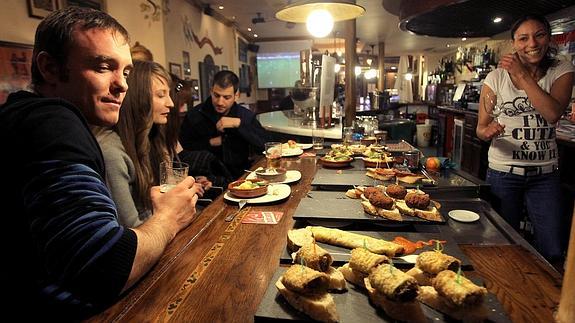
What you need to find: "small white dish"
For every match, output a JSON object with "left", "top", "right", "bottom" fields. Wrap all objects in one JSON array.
[
  {"left": 282, "top": 148, "right": 304, "bottom": 157},
  {"left": 448, "top": 210, "right": 480, "bottom": 223},
  {"left": 224, "top": 184, "right": 291, "bottom": 204},
  {"left": 297, "top": 143, "right": 313, "bottom": 150},
  {"left": 247, "top": 169, "right": 301, "bottom": 184}
]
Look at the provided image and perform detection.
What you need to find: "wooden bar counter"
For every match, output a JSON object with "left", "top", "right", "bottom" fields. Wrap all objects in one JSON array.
[{"left": 87, "top": 155, "right": 563, "bottom": 323}]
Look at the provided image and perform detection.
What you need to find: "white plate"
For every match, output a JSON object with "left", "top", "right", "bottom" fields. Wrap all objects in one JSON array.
[
  {"left": 297, "top": 143, "right": 313, "bottom": 150},
  {"left": 224, "top": 184, "right": 291, "bottom": 204},
  {"left": 282, "top": 148, "right": 304, "bottom": 157},
  {"left": 247, "top": 169, "right": 302, "bottom": 184},
  {"left": 448, "top": 210, "right": 480, "bottom": 223}
]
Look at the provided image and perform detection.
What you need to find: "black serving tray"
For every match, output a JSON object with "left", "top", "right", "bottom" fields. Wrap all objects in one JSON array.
[{"left": 254, "top": 267, "right": 510, "bottom": 323}]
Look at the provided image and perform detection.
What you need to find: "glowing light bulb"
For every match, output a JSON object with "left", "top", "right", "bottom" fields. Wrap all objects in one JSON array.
[
  {"left": 334, "top": 63, "right": 341, "bottom": 73},
  {"left": 404, "top": 72, "right": 413, "bottom": 81},
  {"left": 364, "top": 69, "right": 377, "bottom": 80},
  {"left": 306, "top": 10, "right": 333, "bottom": 38},
  {"left": 355, "top": 66, "right": 362, "bottom": 76}
]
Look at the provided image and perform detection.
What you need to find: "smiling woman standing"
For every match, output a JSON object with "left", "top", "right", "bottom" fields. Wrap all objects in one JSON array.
[
  {"left": 94, "top": 60, "right": 204, "bottom": 227},
  {"left": 477, "top": 14, "right": 575, "bottom": 263}
]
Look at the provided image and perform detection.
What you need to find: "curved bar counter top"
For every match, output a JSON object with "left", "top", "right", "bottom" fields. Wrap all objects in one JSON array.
[{"left": 257, "top": 109, "right": 343, "bottom": 139}]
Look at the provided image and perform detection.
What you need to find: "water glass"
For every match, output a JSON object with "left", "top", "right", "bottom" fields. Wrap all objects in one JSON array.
[
  {"left": 343, "top": 126, "right": 354, "bottom": 146},
  {"left": 312, "top": 127, "right": 324, "bottom": 150},
  {"left": 265, "top": 142, "right": 282, "bottom": 169},
  {"left": 160, "top": 161, "right": 189, "bottom": 192}
]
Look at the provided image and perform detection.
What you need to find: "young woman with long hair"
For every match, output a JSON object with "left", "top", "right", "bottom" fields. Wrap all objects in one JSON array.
[{"left": 94, "top": 60, "right": 205, "bottom": 227}]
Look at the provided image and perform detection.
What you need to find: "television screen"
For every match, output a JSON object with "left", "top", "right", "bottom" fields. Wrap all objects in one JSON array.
[{"left": 257, "top": 52, "right": 300, "bottom": 88}]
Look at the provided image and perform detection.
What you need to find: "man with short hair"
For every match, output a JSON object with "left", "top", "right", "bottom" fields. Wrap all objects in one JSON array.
[
  {"left": 179, "top": 70, "right": 269, "bottom": 178},
  {"left": 0, "top": 7, "right": 201, "bottom": 320}
]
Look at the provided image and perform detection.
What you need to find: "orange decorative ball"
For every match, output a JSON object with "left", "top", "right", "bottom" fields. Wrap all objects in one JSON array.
[{"left": 425, "top": 157, "right": 441, "bottom": 170}]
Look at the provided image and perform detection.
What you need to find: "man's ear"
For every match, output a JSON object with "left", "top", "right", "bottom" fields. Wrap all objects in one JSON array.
[
  {"left": 35, "top": 51, "right": 61, "bottom": 84},
  {"left": 235, "top": 90, "right": 240, "bottom": 100}
]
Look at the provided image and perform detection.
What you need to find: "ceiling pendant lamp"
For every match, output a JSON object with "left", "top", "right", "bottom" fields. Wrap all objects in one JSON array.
[{"left": 276, "top": 0, "right": 365, "bottom": 38}]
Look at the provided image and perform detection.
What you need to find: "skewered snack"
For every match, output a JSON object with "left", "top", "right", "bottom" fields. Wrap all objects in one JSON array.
[
  {"left": 406, "top": 250, "right": 461, "bottom": 286},
  {"left": 417, "top": 270, "right": 488, "bottom": 321},
  {"left": 307, "top": 226, "right": 404, "bottom": 257},
  {"left": 361, "top": 189, "right": 402, "bottom": 221},
  {"left": 294, "top": 244, "right": 333, "bottom": 272},
  {"left": 395, "top": 190, "right": 442, "bottom": 221},
  {"left": 365, "top": 167, "right": 396, "bottom": 181},
  {"left": 287, "top": 228, "right": 315, "bottom": 252},
  {"left": 416, "top": 251, "right": 461, "bottom": 275},
  {"left": 368, "top": 264, "right": 419, "bottom": 302},
  {"left": 385, "top": 184, "right": 407, "bottom": 200},
  {"left": 276, "top": 273, "right": 339, "bottom": 323},
  {"left": 364, "top": 264, "right": 426, "bottom": 322},
  {"left": 281, "top": 264, "right": 330, "bottom": 295},
  {"left": 433, "top": 270, "right": 487, "bottom": 307},
  {"left": 364, "top": 278, "right": 426, "bottom": 323},
  {"left": 348, "top": 248, "right": 390, "bottom": 275}
]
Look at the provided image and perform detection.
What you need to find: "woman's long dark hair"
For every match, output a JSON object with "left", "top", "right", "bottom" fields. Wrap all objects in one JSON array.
[
  {"left": 510, "top": 14, "right": 557, "bottom": 75},
  {"left": 115, "top": 60, "right": 172, "bottom": 211}
]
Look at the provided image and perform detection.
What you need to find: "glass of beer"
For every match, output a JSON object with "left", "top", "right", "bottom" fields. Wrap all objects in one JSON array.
[
  {"left": 160, "top": 161, "right": 189, "bottom": 192},
  {"left": 265, "top": 142, "right": 282, "bottom": 170}
]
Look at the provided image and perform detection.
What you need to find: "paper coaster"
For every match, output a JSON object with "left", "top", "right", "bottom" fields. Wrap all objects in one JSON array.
[{"left": 242, "top": 211, "right": 284, "bottom": 224}]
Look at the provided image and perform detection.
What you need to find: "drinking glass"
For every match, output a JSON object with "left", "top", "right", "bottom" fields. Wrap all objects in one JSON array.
[
  {"left": 312, "top": 127, "right": 324, "bottom": 150},
  {"left": 160, "top": 161, "right": 189, "bottom": 193},
  {"left": 484, "top": 91, "right": 508, "bottom": 138},
  {"left": 343, "top": 127, "right": 354, "bottom": 146},
  {"left": 265, "top": 142, "right": 282, "bottom": 169}
]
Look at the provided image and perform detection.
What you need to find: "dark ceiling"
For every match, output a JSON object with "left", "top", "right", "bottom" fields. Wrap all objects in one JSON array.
[{"left": 399, "top": 0, "right": 575, "bottom": 38}]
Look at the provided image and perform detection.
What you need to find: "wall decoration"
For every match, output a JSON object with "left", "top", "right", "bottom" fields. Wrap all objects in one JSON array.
[
  {"left": 198, "top": 55, "right": 219, "bottom": 101},
  {"left": 139, "top": 0, "right": 162, "bottom": 24},
  {"left": 182, "top": 16, "right": 223, "bottom": 55},
  {"left": 27, "top": 0, "right": 58, "bottom": 19},
  {"left": 169, "top": 63, "right": 182, "bottom": 79},
  {"left": 0, "top": 41, "right": 33, "bottom": 104},
  {"left": 61, "top": 0, "right": 105, "bottom": 10},
  {"left": 182, "top": 51, "right": 191, "bottom": 76},
  {"left": 238, "top": 38, "right": 248, "bottom": 63}
]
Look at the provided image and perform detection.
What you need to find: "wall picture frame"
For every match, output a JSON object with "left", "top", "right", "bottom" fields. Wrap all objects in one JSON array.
[
  {"left": 0, "top": 41, "right": 33, "bottom": 104},
  {"left": 169, "top": 63, "right": 182, "bottom": 79},
  {"left": 27, "top": 0, "right": 59, "bottom": 19},
  {"left": 182, "top": 51, "right": 191, "bottom": 76},
  {"left": 238, "top": 38, "right": 248, "bottom": 63},
  {"left": 60, "top": 0, "right": 105, "bottom": 10}
]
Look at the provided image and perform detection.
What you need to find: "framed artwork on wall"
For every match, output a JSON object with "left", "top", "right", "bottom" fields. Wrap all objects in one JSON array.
[
  {"left": 169, "top": 63, "right": 182, "bottom": 79},
  {"left": 238, "top": 38, "right": 248, "bottom": 63},
  {"left": 27, "top": 0, "right": 59, "bottom": 19},
  {"left": 0, "top": 41, "right": 33, "bottom": 104},
  {"left": 182, "top": 51, "right": 191, "bottom": 76},
  {"left": 60, "top": 0, "right": 105, "bottom": 11}
]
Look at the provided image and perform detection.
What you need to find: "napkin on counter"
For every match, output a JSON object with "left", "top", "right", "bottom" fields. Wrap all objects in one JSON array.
[{"left": 242, "top": 211, "right": 284, "bottom": 224}]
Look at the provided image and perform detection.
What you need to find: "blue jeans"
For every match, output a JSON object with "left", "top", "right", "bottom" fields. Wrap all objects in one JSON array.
[{"left": 486, "top": 168, "right": 563, "bottom": 261}]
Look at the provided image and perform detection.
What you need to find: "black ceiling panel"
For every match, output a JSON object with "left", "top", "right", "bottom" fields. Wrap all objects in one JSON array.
[{"left": 403, "top": 0, "right": 575, "bottom": 37}]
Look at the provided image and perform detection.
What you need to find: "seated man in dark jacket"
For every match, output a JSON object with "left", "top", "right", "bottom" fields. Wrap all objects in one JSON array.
[
  {"left": 179, "top": 71, "right": 270, "bottom": 178},
  {"left": 0, "top": 7, "right": 202, "bottom": 320}
]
